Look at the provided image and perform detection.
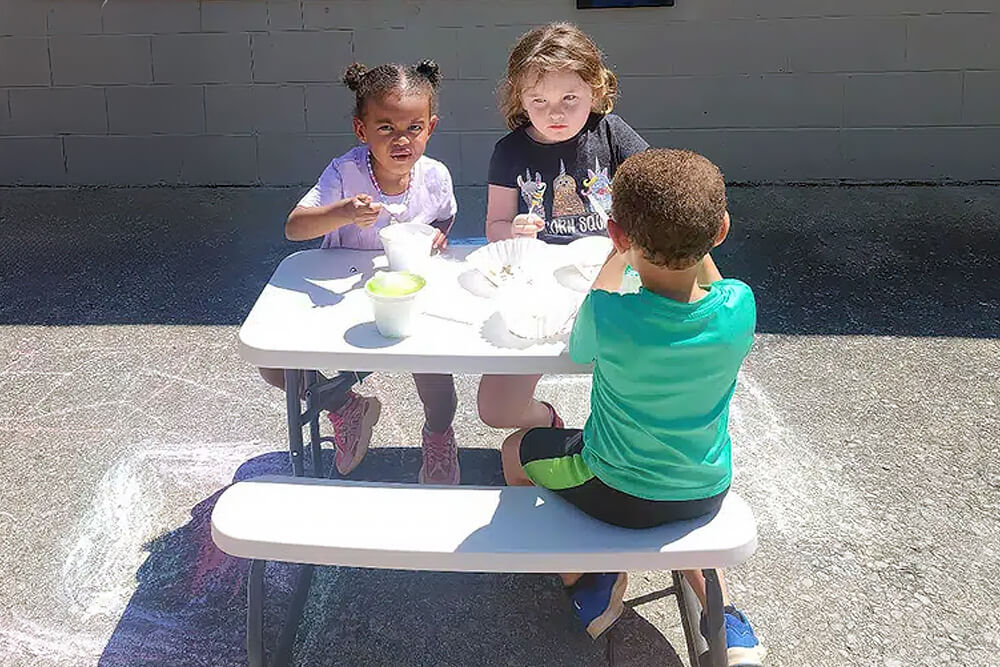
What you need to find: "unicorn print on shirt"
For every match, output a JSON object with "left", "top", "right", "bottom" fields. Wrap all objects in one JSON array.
[
  {"left": 516, "top": 169, "right": 547, "bottom": 218},
  {"left": 552, "top": 159, "right": 588, "bottom": 218},
  {"left": 581, "top": 157, "right": 612, "bottom": 223}
]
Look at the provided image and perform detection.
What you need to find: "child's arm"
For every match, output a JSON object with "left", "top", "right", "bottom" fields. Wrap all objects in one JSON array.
[
  {"left": 285, "top": 194, "right": 382, "bottom": 242},
  {"left": 485, "top": 185, "right": 543, "bottom": 242},
  {"left": 697, "top": 253, "right": 723, "bottom": 285},
  {"left": 591, "top": 250, "right": 628, "bottom": 293}
]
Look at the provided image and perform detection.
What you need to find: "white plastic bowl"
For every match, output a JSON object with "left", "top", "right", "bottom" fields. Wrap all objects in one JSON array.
[{"left": 378, "top": 222, "right": 437, "bottom": 272}]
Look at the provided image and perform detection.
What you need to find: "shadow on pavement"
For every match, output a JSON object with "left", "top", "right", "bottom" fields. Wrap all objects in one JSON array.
[
  {"left": 98, "top": 448, "right": 683, "bottom": 666},
  {"left": 2, "top": 186, "right": 997, "bottom": 337}
]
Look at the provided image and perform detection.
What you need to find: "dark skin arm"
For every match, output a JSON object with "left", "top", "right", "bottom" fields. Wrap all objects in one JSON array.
[{"left": 285, "top": 193, "right": 382, "bottom": 241}]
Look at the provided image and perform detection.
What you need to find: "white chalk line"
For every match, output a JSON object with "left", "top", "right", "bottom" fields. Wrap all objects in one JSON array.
[
  {"left": 730, "top": 371, "right": 872, "bottom": 542},
  {"left": 0, "top": 438, "right": 275, "bottom": 665}
]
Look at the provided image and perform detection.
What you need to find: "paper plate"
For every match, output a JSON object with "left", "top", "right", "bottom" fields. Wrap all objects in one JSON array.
[
  {"left": 497, "top": 281, "right": 579, "bottom": 340},
  {"left": 466, "top": 238, "right": 550, "bottom": 288}
]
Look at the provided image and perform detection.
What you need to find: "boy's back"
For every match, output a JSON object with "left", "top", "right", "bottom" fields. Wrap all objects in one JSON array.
[
  {"left": 500, "top": 148, "right": 767, "bottom": 664},
  {"left": 570, "top": 280, "right": 755, "bottom": 502}
]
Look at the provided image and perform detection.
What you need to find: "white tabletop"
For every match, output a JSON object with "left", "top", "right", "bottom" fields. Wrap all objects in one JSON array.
[{"left": 238, "top": 246, "right": 592, "bottom": 375}]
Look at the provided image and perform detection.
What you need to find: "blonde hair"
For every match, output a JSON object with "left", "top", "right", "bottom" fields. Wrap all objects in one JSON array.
[{"left": 498, "top": 23, "right": 618, "bottom": 131}]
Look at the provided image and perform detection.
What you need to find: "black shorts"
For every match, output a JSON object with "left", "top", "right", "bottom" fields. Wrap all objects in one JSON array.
[{"left": 519, "top": 428, "right": 727, "bottom": 530}]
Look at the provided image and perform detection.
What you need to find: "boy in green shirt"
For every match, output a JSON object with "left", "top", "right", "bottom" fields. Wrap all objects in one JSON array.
[{"left": 501, "top": 149, "right": 764, "bottom": 666}]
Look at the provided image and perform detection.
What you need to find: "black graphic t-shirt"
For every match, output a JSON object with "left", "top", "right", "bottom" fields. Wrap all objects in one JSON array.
[{"left": 488, "top": 113, "right": 649, "bottom": 244}]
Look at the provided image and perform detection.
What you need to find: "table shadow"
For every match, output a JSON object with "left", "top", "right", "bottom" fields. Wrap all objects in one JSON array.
[
  {"left": 268, "top": 251, "right": 380, "bottom": 310},
  {"left": 343, "top": 322, "right": 404, "bottom": 350}
]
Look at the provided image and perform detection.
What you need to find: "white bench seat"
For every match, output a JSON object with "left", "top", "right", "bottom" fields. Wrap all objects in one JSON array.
[{"left": 211, "top": 475, "right": 757, "bottom": 573}]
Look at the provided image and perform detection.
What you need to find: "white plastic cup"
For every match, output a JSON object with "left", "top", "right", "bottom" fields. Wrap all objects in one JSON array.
[
  {"left": 365, "top": 271, "right": 426, "bottom": 338},
  {"left": 378, "top": 222, "right": 437, "bottom": 272}
]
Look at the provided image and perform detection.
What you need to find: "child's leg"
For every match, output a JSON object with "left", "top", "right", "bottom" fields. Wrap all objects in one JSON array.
[
  {"left": 680, "top": 568, "right": 731, "bottom": 608},
  {"left": 258, "top": 367, "right": 295, "bottom": 392},
  {"left": 686, "top": 568, "right": 765, "bottom": 664},
  {"left": 412, "top": 373, "right": 457, "bottom": 433},
  {"left": 259, "top": 367, "right": 379, "bottom": 476},
  {"left": 504, "top": 429, "right": 626, "bottom": 637},
  {"left": 257, "top": 367, "right": 333, "bottom": 405},
  {"left": 501, "top": 430, "right": 581, "bottom": 587},
  {"left": 478, "top": 374, "right": 559, "bottom": 429},
  {"left": 414, "top": 373, "right": 460, "bottom": 485}
]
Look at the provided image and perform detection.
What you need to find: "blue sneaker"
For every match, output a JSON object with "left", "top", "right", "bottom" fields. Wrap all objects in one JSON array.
[
  {"left": 568, "top": 572, "right": 627, "bottom": 638},
  {"left": 700, "top": 605, "right": 766, "bottom": 666}
]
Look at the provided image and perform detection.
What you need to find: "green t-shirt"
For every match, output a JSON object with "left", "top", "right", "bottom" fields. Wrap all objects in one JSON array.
[{"left": 569, "top": 280, "right": 756, "bottom": 501}]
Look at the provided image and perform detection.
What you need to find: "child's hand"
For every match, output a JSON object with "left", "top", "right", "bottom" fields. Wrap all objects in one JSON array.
[
  {"left": 512, "top": 213, "right": 545, "bottom": 238},
  {"left": 432, "top": 229, "right": 448, "bottom": 250},
  {"left": 351, "top": 194, "right": 382, "bottom": 228}
]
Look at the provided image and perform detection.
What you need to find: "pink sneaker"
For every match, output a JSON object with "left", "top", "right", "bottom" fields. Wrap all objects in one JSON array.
[
  {"left": 328, "top": 391, "right": 381, "bottom": 476},
  {"left": 418, "top": 426, "right": 460, "bottom": 485},
  {"left": 541, "top": 401, "right": 564, "bottom": 429}
]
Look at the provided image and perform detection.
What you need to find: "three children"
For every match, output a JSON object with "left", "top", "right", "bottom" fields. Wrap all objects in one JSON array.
[{"left": 260, "top": 22, "right": 764, "bottom": 665}]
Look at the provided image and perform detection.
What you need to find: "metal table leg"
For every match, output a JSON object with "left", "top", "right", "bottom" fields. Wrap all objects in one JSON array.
[
  {"left": 247, "top": 560, "right": 266, "bottom": 667},
  {"left": 303, "top": 370, "right": 323, "bottom": 477},
  {"left": 672, "top": 571, "right": 706, "bottom": 667},
  {"left": 272, "top": 565, "right": 316, "bottom": 667},
  {"left": 248, "top": 370, "right": 370, "bottom": 666},
  {"left": 283, "top": 369, "right": 304, "bottom": 477},
  {"left": 702, "top": 568, "right": 728, "bottom": 667}
]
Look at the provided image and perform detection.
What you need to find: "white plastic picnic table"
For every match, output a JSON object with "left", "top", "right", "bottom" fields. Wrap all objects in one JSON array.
[
  {"left": 238, "top": 245, "right": 589, "bottom": 376},
  {"left": 229, "top": 246, "right": 744, "bottom": 667}
]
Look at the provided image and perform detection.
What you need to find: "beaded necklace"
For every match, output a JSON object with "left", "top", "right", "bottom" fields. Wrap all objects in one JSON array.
[{"left": 366, "top": 148, "right": 414, "bottom": 220}]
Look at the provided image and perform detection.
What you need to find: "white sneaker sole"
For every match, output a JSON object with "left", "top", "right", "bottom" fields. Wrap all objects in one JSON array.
[
  {"left": 586, "top": 572, "right": 628, "bottom": 639},
  {"left": 728, "top": 643, "right": 767, "bottom": 666}
]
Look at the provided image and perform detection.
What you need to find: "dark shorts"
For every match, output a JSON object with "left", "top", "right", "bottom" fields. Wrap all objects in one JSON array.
[{"left": 519, "top": 428, "right": 728, "bottom": 530}]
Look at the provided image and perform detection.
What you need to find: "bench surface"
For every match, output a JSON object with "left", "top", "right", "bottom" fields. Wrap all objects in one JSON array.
[{"left": 211, "top": 476, "right": 757, "bottom": 573}]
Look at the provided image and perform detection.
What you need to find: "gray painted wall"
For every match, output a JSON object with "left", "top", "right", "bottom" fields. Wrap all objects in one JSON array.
[{"left": 1, "top": 0, "right": 998, "bottom": 196}]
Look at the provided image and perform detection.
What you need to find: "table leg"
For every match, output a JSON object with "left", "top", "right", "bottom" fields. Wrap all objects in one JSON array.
[
  {"left": 673, "top": 570, "right": 707, "bottom": 667},
  {"left": 304, "top": 370, "right": 323, "bottom": 477},
  {"left": 702, "top": 568, "right": 728, "bottom": 667},
  {"left": 247, "top": 560, "right": 266, "bottom": 667},
  {"left": 283, "top": 369, "right": 305, "bottom": 477},
  {"left": 273, "top": 565, "right": 315, "bottom": 667}
]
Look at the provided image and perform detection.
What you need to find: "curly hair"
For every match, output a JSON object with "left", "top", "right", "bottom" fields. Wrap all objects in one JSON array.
[
  {"left": 343, "top": 59, "right": 442, "bottom": 117},
  {"left": 612, "top": 149, "right": 727, "bottom": 270},
  {"left": 498, "top": 23, "right": 618, "bottom": 131}
]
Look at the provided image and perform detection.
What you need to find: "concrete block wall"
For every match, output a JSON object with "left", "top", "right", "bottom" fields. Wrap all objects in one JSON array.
[{"left": 1, "top": 0, "right": 998, "bottom": 226}]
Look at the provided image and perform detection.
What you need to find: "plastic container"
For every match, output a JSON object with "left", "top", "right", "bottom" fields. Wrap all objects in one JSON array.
[
  {"left": 365, "top": 271, "right": 426, "bottom": 338},
  {"left": 378, "top": 222, "right": 437, "bottom": 272}
]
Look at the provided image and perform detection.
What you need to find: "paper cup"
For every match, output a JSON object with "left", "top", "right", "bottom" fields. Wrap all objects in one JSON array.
[
  {"left": 379, "top": 222, "right": 437, "bottom": 272},
  {"left": 365, "top": 271, "right": 426, "bottom": 338}
]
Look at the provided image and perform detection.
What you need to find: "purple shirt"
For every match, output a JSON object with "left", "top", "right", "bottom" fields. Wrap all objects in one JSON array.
[{"left": 297, "top": 145, "right": 458, "bottom": 250}]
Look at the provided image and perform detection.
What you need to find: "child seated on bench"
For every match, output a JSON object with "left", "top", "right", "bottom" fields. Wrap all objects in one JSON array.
[{"left": 501, "top": 149, "right": 765, "bottom": 665}]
